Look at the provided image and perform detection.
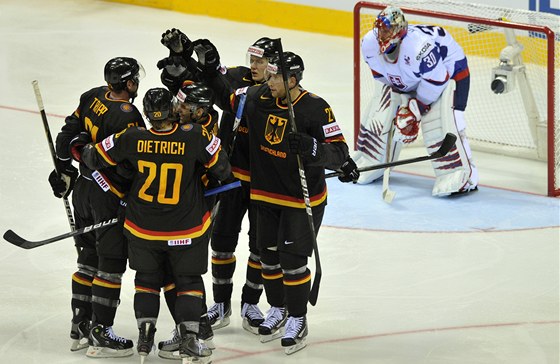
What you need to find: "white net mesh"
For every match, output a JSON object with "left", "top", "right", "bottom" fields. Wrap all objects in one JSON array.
[{"left": 355, "top": 0, "right": 560, "bottom": 196}]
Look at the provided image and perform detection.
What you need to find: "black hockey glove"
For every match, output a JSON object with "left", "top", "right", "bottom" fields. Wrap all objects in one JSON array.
[
  {"left": 69, "top": 132, "right": 92, "bottom": 163},
  {"left": 161, "top": 28, "right": 193, "bottom": 59},
  {"left": 288, "top": 132, "right": 324, "bottom": 163},
  {"left": 337, "top": 156, "right": 360, "bottom": 183},
  {"left": 157, "top": 56, "right": 195, "bottom": 95},
  {"left": 48, "top": 158, "right": 78, "bottom": 198},
  {"left": 193, "top": 39, "right": 221, "bottom": 76}
]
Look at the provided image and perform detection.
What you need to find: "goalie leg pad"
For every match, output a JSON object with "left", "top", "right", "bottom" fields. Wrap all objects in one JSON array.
[
  {"left": 420, "top": 80, "right": 478, "bottom": 196},
  {"left": 354, "top": 85, "right": 403, "bottom": 184}
]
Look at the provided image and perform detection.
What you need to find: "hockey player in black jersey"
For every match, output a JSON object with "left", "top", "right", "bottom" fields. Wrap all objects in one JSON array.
[
  {"left": 48, "top": 57, "right": 145, "bottom": 357},
  {"left": 80, "top": 87, "right": 231, "bottom": 364},
  {"left": 158, "top": 31, "right": 280, "bottom": 335},
  {"left": 192, "top": 42, "right": 354, "bottom": 354}
]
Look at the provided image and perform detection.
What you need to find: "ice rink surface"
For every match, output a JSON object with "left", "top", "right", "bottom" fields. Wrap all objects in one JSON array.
[{"left": 0, "top": 1, "right": 558, "bottom": 363}]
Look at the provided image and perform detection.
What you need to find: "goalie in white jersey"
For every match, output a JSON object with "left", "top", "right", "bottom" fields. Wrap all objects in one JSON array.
[{"left": 355, "top": 6, "right": 478, "bottom": 196}]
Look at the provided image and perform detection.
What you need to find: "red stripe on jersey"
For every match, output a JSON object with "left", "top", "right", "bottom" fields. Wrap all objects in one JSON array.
[
  {"left": 453, "top": 67, "right": 470, "bottom": 81},
  {"left": 95, "top": 143, "right": 117, "bottom": 166},
  {"left": 232, "top": 167, "right": 250, "bottom": 182},
  {"left": 250, "top": 185, "right": 327, "bottom": 208},
  {"left": 123, "top": 211, "right": 212, "bottom": 240}
]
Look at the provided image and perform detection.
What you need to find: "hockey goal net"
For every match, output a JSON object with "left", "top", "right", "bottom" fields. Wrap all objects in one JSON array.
[{"left": 354, "top": 0, "right": 560, "bottom": 196}]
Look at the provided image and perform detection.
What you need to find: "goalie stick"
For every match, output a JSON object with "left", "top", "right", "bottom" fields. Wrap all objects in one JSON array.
[
  {"left": 326, "top": 133, "right": 457, "bottom": 179},
  {"left": 32, "top": 80, "right": 79, "bottom": 254},
  {"left": 382, "top": 123, "right": 396, "bottom": 204},
  {"left": 274, "top": 39, "right": 322, "bottom": 306},
  {"left": 3, "top": 180, "right": 242, "bottom": 250}
]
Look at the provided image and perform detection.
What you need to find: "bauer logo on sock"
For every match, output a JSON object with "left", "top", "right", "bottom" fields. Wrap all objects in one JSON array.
[{"left": 168, "top": 238, "right": 192, "bottom": 246}]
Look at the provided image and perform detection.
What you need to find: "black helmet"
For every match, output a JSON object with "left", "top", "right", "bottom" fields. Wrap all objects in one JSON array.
[
  {"left": 247, "top": 37, "right": 279, "bottom": 59},
  {"left": 143, "top": 88, "right": 173, "bottom": 122},
  {"left": 104, "top": 57, "right": 145, "bottom": 91},
  {"left": 176, "top": 81, "right": 214, "bottom": 109},
  {"left": 268, "top": 51, "right": 305, "bottom": 83}
]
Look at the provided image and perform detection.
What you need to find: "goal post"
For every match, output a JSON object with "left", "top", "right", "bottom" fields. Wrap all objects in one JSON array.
[{"left": 353, "top": 0, "right": 559, "bottom": 196}]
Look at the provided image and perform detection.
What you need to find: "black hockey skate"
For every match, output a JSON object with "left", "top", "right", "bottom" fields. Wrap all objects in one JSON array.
[
  {"left": 70, "top": 319, "right": 91, "bottom": 351},
  {"left": 86, "top": 324, "right": 133, "bottom": 358},
  {"left": 258, "top": 306, "right": 287, "bottom": 343},
  {"left": 207, "top": 300, "right": 231, "bottom": 329},
  {"left": 281, "top": 316, "right": 308, "bottom": 355},
  {"left": 157, "top": 328, "right": 181, "bottom": 360},
  {"left": 241, "top": 302, "right": 264, "bottom": 335},
  {"left": 198, "top": 313, "right": 215, "bottom": 350},
  {"left": 137, "top": 320, "right": 157, "bottom": 363},
  {"left": 178, "top": 323, "right": 212, "bottom": 364}
]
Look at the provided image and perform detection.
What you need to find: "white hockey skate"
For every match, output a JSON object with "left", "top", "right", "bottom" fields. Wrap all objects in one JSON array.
[
  {"left": 258, "top": 306, "right": 287, "bottom": 343},
  {"left": 281, "top": 316, "right": 308, "bottom": 355}
]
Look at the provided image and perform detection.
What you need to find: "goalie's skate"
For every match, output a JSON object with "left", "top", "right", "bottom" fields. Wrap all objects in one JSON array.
[
  {"left": 281, "top": 316, "right": 308, "bottom": 355},
  {"left": 258, "top": 306, "right": 286, "bottom": 343},
  {"left": 207, "top": 301, "right": 231, "bottom": 330},
  {"left": 70, "top": 319, "right": 91, "bottom": 351},
  {"left": 157, "top": 328, "right": 181, "bottom": 360},
  {"left": 86, "top": 324, "right": 134, "bottom": 358},
  {"left": 241, "top": 302, "right": 264, "bottom": 335}
]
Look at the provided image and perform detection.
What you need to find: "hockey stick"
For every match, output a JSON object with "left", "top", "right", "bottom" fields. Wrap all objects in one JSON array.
[
  {"left": 3, "top": 180, "right": 242, "bottom": 249},
  {"left": 210, "top": 93, "right": 247, "bottom": 222},
  {"left": 326, "top": 133, "right": 457, "bottom": 179},
  {"left": 32, "top": 80, "right": 79, "bottom": 255},
  {"left": 382, "top": 123, "right": 396, "bottom": 204},
  {"left": 274, "top": 39, "right": 322, "bottom": 306}
]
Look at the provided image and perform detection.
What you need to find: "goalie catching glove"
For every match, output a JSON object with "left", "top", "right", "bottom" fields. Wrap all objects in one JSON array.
[
  {"left": 394, "top": 98, "right": 429, "bottom": 144},
  {"left": 48, "top": 158, "right": 78, "bottom": 198}
]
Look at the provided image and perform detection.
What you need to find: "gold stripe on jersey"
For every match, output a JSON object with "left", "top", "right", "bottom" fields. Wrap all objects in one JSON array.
[
  {"left": 123, "top": 211, "right": 212, "bottom": 240},
  {"left": 250, "top": 185, "right": 327, "bottom": 209},
  {"left": 232, "top": 167, "right": 250, "bottom": 182},
  {"left": 97, "top": 170, "right": 126, "bottom": 199},
  {"left": 204, "top": 147, "right": 222, "bottom": 169},
  {"left": 95, "top": 143, "right": 117, "bottom": 166},
  {"left": 247, "top": 260, "right": 262, "bottom": 270},
  {"left": 275, "top": 90, "right": 308, "bottom": 108}
]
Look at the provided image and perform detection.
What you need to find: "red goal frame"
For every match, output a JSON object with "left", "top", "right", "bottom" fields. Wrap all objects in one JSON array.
[{"left": 353, "top": 1, "right": 558, "bottom": 196}]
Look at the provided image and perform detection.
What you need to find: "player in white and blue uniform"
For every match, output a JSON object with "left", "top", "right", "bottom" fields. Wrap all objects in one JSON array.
[{"left": 355, "top": 6, "right": 478, "bottom": 196}]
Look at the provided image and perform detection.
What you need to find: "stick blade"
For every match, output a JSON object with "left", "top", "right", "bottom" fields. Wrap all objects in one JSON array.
[
  {"left": 308, "top": 273, "right": 322, "bottom": 306},
  {"left": 436, "top": 133, "right": 457, "bottom": 157},
  {"left": 3, "top": 230, "right": 32, "bottom": 249}
]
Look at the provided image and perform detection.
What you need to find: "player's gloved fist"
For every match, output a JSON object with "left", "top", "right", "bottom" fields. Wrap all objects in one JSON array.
[
  {"left": 193, "top": 39, "right": 221, "bottom": 76},
  {"left": 338, "top": 156, "right": 360, "bottom": 183},
  {"left": 161, "top": 28, "right": 193, "bottom": 58},
  {"left": 394, "top": 98, "right": 423, "bottom": 144},
  {"left": 48, "top": 158, "right": 78, "bottom": 198},
  {"left": 69, "top": 132, "right": 92, "bottom": 163},
  {"left": 156, "top": 55, "right": 187, "bottom": 70},
  {"left": 288, "top": 132, "right": 323, "bottom": 162}
]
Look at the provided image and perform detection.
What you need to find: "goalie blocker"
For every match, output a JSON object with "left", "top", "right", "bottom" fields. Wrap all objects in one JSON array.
[{"left": 353, "top": 80, "right": 478, "bottom": 196}]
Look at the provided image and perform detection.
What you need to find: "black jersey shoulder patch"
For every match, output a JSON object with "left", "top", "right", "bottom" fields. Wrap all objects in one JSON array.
[
  {"left": 120, "top": 103, "right": 134, "bottom": 113},
  {"left": 181, "top": 124, "right": 194, "bottom": 132}
]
